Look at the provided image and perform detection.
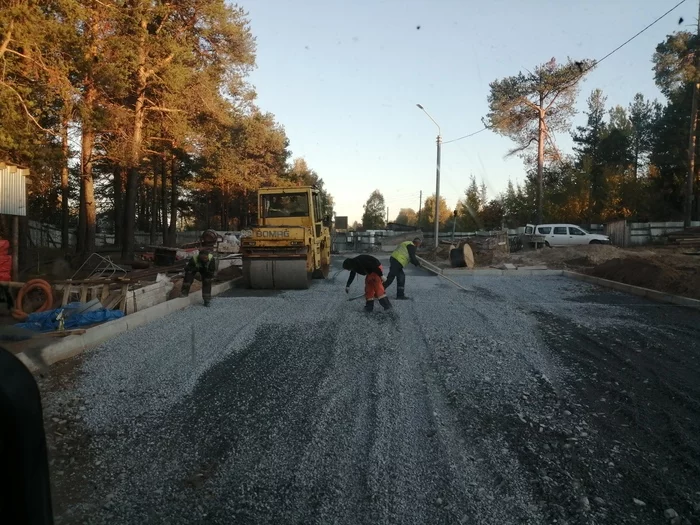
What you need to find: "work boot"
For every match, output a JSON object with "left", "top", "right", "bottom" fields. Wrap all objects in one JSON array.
[
  {"left": 181, "top": 286, "right": 190, "bottom": 298},
  {"left": 364, "top": 300, "right": 374, "bottom": 312},
  {"left": 203, "top": 300, "right": 211, "bottom": 307},
  {"left": 396, "top": 287, "right": 409, "bottom": 300},
  {"left": 378, "top": 297, "right": 392, "bottom": 310}
]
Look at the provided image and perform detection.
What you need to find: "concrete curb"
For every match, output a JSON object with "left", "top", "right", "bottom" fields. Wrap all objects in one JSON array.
[
  {"left": 562, "top": 271, "right": 700, "bottom": 309},
  {"left": 17, "top": 277, "right": 242, "bottom": 374},
  {"left": 439, "top": 267, "right": 700, "bottom": 308},
  {"left": 441, "top": 269, "right": 564, "bottom": 277}
]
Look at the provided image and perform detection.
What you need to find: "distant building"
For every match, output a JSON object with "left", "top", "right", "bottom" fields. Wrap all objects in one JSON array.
[
  {"left": 0, "top": 161, "right": 29, "bottom": 280},
  {"left": 0, "top": 161, "right": 29, "bottom": 217}
]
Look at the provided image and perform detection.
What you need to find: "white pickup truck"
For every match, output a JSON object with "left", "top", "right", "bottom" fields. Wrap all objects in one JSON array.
[{"left": 524, "top": 223, "right": 610, "bottom": 247}]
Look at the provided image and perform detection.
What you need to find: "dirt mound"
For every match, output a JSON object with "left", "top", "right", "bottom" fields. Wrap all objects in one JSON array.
[
  {"left": 499, "top": 245, "right": 656, "bottom": 270},
  {"left": 590, "top": 257, "right": 700, "bottom": 300}
]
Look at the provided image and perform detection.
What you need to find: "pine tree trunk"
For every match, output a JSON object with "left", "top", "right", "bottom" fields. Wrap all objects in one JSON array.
[
  {"left": 78, "top": 16, "right": 99, "bottom": 258},
  {"left": 122, "top": 14, "right": 148, "bottom": 261},
  {"left": 242, "top": 190, "right": 248, "bottom": 227},
  {"left": 167, "top": 155, "right": 177, "bottom": 246},
  {"left": 161, "top": 154, "right": 168, "bottom": 244},
  {"left": 537, "top": 102, "right": 545, "bottom": 225},
  {"left": 206, "top": 196, "right": 211, "bottom": 229},
  {"left": 114, "top": 166, "right": 124, "bottom": 246},
  {"left": 60, "top": 115, "right": 70, "bottom": 250},
  {"left": 81, "top": 119, "right": 97, "bottom": 257},
  {"left": 686, "top": 81, "right": 698, "bottom": 227},
  {"left": 150, "top": 169, "right": 157, "bottom": 244},
  {"left": 77, "top": 169, "right": 86, "bottom": 253},
  {"left": 139, "top": 183, "right": 147, "bottom": 232},
  {"left": 123, "top": 166, "right": 139, "bottom": 260}
]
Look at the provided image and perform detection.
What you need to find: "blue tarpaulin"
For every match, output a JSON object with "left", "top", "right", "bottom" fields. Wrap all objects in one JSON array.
[{"left": 16, "top": 303, "right": 124, "bottom": 332}]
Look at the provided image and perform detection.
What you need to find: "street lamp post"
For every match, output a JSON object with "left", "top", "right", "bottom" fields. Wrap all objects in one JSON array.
[{"left": 416, "top": 104, "right": 442, "bottom": 248}]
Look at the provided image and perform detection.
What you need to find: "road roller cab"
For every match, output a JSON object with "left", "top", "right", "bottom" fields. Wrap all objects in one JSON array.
[{"left": 241, "top": 186, "right": 331, "bottom": 289}]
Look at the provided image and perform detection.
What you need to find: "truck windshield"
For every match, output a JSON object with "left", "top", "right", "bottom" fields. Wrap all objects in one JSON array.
[{"left": 262, "top": 193, "right": 309, "bottom": 217}]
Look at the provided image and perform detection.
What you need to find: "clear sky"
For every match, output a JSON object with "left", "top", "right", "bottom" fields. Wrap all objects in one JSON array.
[{"left": 241, "top": 0, "right": 691, "bottom": 223}]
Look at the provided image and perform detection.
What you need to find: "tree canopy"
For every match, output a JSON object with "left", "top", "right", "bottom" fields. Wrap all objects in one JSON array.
[
  {"left": 418, "top": 195, "right": 451, "bottom": 229},
  {"left": 361, "top": 190, "right": 386, "bottom": 230},
  {"left": 0, "top": 0, "right": 332, "bottom": 259},
  {"left": 394, "top": 208, "right": 418, "bottom": 226},
  {"left": 487, "top": 58, "right": 592, "bottom": 223}
]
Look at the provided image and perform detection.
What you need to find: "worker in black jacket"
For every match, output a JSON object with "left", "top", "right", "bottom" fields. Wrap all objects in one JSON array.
[
  {"left": 181, "top": 250, "right": 216, "bottom": 306},
  {"left": 342, "top": 254, "right": 392, "bottom": 312},
  {"left": 0, "top": 348, "right": 54, "bottom": 525},
  {"left": 383, "top": 238, "right": 422, "bottom": 299}
]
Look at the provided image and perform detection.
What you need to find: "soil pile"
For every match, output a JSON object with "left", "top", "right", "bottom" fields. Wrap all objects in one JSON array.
[
  {"left": 499, "top": 245, "right": 641, "bottom": 269},
  {"left": 589, "top": 257, "right": 700, "bottom": 300}
]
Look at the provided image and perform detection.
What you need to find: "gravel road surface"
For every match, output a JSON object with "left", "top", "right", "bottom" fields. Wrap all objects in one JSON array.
[{"left": 38, "top": 258, "right": 700, "bottom": 524}]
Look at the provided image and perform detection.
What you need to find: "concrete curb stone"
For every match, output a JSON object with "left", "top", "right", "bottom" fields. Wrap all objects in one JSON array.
[
  {"left": 437, "top": 267, "right": 700, "bottom": 309},
  {"left": 562, "top": 271, "right": 700, "bottom": 309},
  {"left": 441, "top": 269, "right": 564, "bottom": 277}
]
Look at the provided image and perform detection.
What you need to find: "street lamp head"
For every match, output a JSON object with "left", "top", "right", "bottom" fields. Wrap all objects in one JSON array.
[{"left": 416, "top": 103, "right": 424, "bottom": 110}]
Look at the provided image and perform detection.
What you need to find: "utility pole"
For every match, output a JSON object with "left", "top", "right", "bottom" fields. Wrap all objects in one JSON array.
[
  {"left": 435, "top": 135, "right": 442, "bottom": 247},
  {"left": 386, "top": 206, "right": 389, "bottom": 224},
  {"left": 686, "top": 0, "right": 700, "bottom": 227},
  {"left": 416, "top": 104, "right": 442, "bottom": 248},
  {"left": 418, "top": 190, "right": 422, "bottom": 218}
]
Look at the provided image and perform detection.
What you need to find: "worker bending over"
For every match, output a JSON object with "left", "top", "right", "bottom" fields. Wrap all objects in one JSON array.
[
  {"left": 343, "top": 254, "right": 392, "bottom": 312},
  {"left": 181, "top": 250, "right": 216, "bottom": 306},
  {"left": 383, "top": 238, "right": 422, "bottom": 299}
]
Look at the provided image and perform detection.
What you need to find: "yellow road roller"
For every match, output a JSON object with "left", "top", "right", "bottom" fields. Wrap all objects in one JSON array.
[{"left": 241, "top": 186, "right": 331, "bottom": 289}]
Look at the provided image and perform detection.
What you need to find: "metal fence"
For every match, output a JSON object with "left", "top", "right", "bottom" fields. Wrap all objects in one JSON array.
[
  {"left": 26, "top": 221, "right": 218, "bottom": 250},
  {"left": 604, "top": 220, "right": 700, "bottom": 247},
  {"left": 26, "top": 220, "right": 698, "bottom": 252}
]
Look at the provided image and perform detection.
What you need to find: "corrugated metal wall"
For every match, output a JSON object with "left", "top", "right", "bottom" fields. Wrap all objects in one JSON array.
[
  {"left": 604, "top": 219, "right": 628, "bottom": 247},
  {"left": 0, "top": 162, "right": 29, "bottom": 216}
]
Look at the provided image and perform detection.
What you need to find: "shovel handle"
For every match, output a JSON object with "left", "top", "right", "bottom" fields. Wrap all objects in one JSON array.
[{"left": 416, "top": 256, "right": 472, "bottom": 293}]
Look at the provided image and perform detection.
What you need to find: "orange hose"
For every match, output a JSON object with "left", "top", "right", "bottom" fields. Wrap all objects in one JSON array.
[{"left": 11, "top": 279, "right": 54, "bottom": 321}]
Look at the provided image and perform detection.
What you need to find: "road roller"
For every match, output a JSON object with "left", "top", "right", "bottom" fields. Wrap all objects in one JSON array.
[{"left": 241, "top": 186, "right": 331, "bottom": 289}]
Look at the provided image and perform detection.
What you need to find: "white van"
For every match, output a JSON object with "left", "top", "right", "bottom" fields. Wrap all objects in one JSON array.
[{"left": 525, "top": 224, "right": 610, "bottom": 247}]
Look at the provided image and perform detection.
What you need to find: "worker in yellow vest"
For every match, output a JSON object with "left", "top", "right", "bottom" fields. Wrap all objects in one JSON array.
[
  {"left": 383, "top": 238, "right": 421, "bottom": 299},
  {"left": 181, "top": 250, "right": 216, "bottom": 306}
]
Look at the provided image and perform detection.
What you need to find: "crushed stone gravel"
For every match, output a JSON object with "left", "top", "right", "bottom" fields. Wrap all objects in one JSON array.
[{"left": 37, "top": 257, "right": 700, "bottom": 524}]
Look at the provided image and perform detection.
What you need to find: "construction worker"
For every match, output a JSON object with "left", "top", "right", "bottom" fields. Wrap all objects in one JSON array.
[
  {"left": 0, "top": 348, "right": 54, "bottom": 525},
  {"left": 343, "top": 254, "right": 392, "bottom": 312},
  {"left": 181, "top": 249, "right": 216, "bottom": 306},
  {"left": 383, "top": 237, "right": 422, "bottom": 299}
]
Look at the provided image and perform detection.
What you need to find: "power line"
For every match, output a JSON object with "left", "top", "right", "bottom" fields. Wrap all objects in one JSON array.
[
  {"left": 442, "top": 127, "right": 488, "bottom": 145},
  {"left": 595, "top": 0, "right": 687, "bottom": 68},
  {"left": 442, "top": 0, "right": 689, "bottom": 145}
]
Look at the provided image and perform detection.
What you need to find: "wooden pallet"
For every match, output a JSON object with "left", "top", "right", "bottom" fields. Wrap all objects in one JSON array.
[{"left": 54, "top": 280, "right": 130, "bottom": 312}]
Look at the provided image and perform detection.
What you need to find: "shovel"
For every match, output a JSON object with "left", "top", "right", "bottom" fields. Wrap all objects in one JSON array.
[{"left": 417, "top": 256, "right": 473, "bottom": 293}]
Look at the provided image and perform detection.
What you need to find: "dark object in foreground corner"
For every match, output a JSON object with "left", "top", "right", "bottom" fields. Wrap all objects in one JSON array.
[{"left": 0, "top": 347, "right": 54, "bottom": 525}]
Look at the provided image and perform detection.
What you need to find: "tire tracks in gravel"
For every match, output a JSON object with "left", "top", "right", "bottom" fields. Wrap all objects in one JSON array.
[
  {"left": 39, "top": 272, "right": 700, "bottom": 524},
  {"left": 409, "top": 284, "right": 553, "bottom": 524},
  {"left": 502, "top": 277, "right": 700, "bottom": 524},
  {"left": 47, "top": 277, "right": 506, "bottom": 524}
]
